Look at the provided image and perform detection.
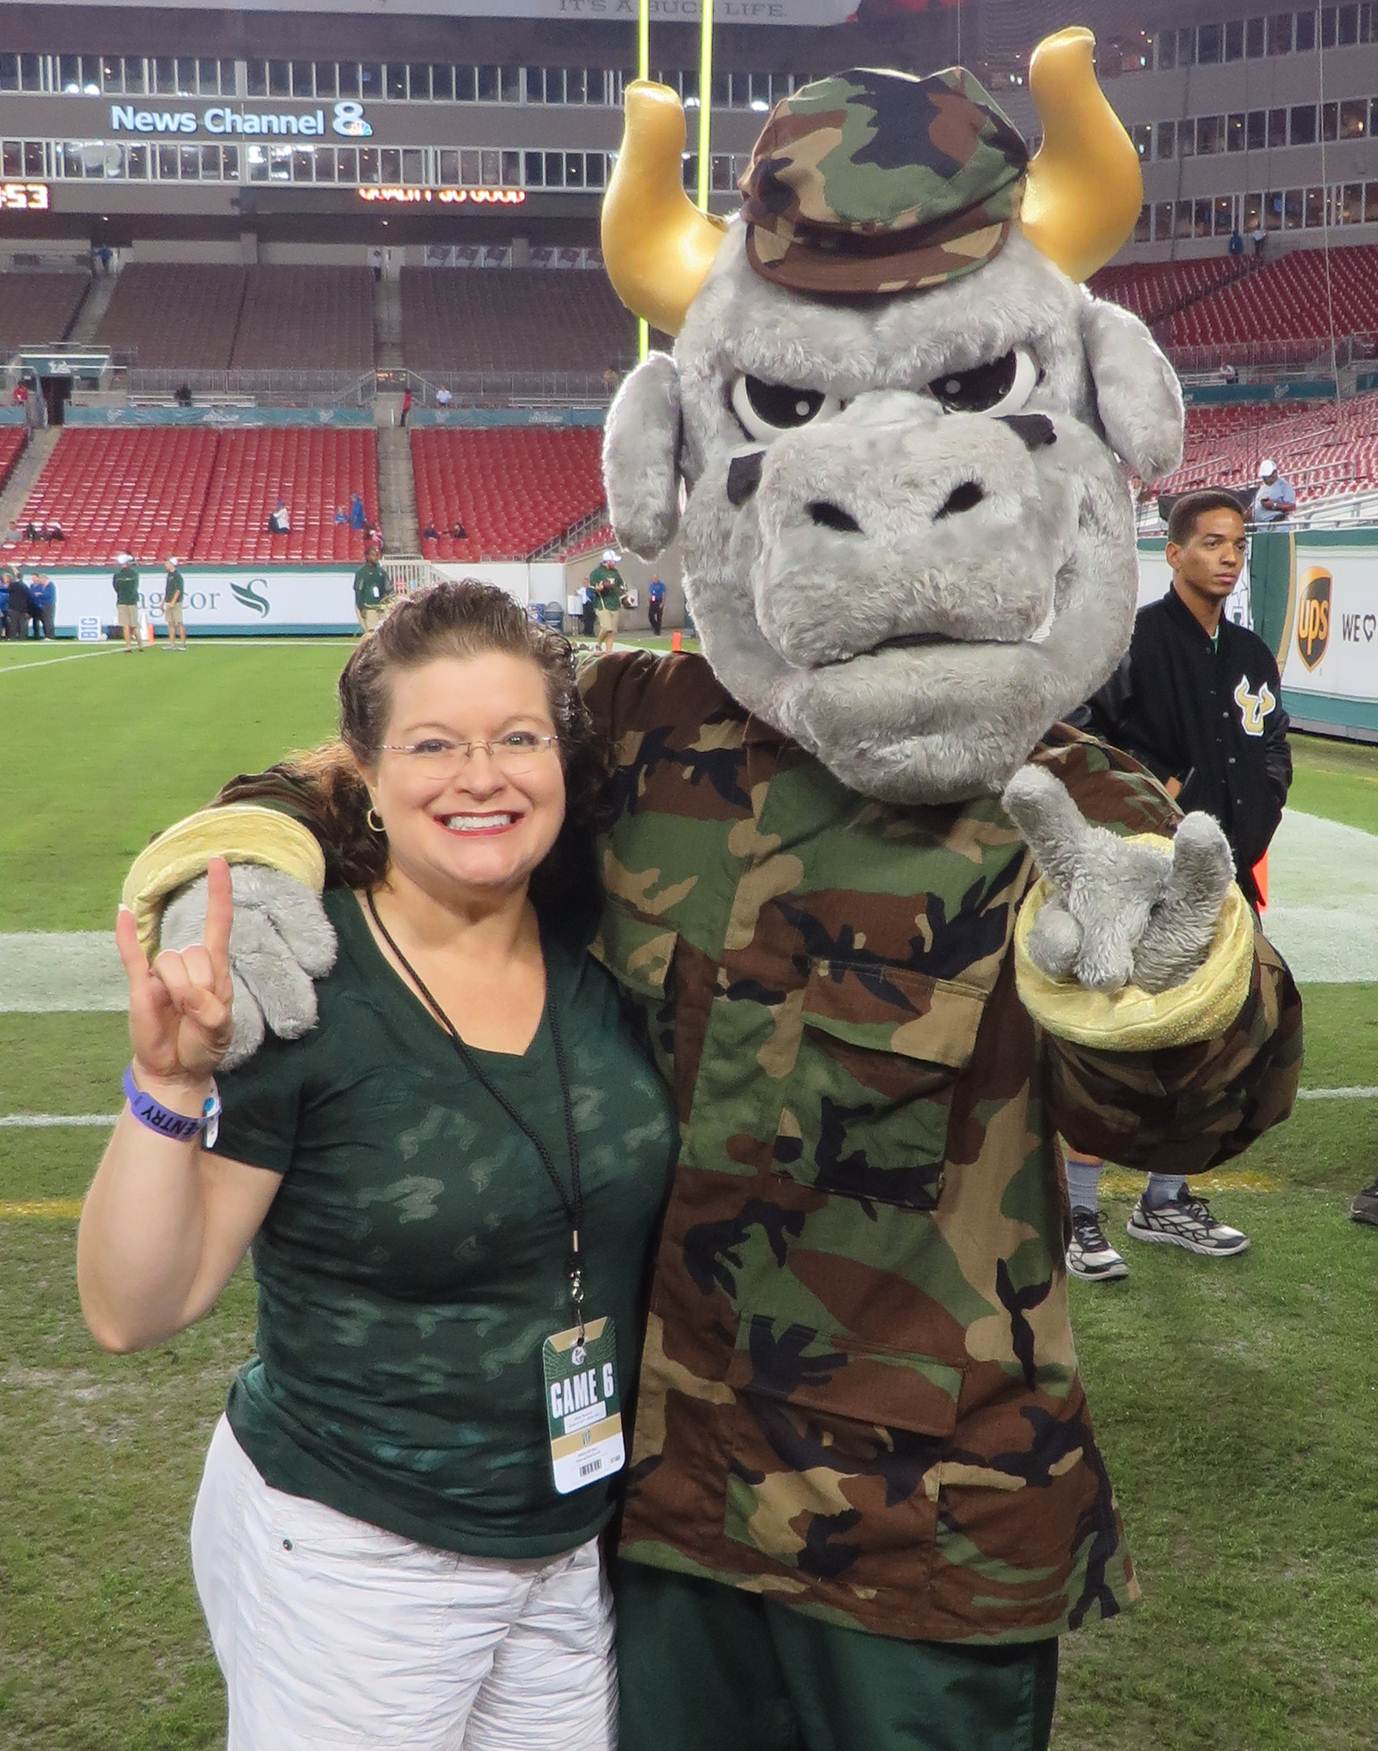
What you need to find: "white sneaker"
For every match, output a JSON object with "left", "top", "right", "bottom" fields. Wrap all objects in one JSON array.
[
  {"left": 1126, "top": 1188, "right": 1250, "bottom": 1257},
  {"left": 1067, "top": 1208, "right": 1129, "bottom": 1281}
]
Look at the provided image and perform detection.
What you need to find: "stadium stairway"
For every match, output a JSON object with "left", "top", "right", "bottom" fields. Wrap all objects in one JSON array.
[
  {"left": 66, "top": 272, "right": 119, "bottom": 346},
  {"left": 378, "top": 425, "right": 420, "bottom": 555},
  {"left": 0, "top": 430, "right": 59, "bottom": 537},
  {"left": 375, "top": 276, "right": 404, "bottom": 372}
]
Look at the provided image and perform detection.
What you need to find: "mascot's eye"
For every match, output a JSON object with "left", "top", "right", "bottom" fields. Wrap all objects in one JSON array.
[
  {"left": 929, "top": 348, "right": 1038, "bottom": 416},
  {"left": 730, "top": 374, "right": 843, "bottom": 444}
]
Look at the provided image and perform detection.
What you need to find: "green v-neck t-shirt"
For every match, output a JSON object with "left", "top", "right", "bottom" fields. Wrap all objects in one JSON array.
[{"left": 209, "top": 884, "right": 677, "bottom": 1558}]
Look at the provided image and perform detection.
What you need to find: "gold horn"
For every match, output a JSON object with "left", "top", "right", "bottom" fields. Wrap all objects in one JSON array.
[
  {"left": 601, "top": 81, "right": 728, "bottom": 337},
  {"left": 1022, "top": 28, "right": 1143, "bottom": 282}
]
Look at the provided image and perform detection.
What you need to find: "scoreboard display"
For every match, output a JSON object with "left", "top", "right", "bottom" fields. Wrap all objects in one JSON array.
[{"left": 0, "top": 182, "right": 50, "bottom": 210}]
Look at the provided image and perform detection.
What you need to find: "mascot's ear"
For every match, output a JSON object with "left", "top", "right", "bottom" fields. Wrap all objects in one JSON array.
[
  {"left": 1080, "top": 296, "right": 1185, "bottom": 483},
  {"left": 603, "top": 352, "right": 682, "bottom": 557}
]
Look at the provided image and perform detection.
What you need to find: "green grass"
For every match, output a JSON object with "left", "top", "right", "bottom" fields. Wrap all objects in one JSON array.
[
  {"left": 1289, "top": 731, "right": 1378, "bottom": 833},
  {"left": 1, "top": 640, "right": 1376, "bottom": 1751}
]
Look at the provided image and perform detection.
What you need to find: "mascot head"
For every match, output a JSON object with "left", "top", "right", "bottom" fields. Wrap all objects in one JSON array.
[{"left": 600, "top": 29, "right": 1184, "bottom": 805}]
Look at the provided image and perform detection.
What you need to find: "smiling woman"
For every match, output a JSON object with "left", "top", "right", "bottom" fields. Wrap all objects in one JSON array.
[{"left": 76, "top": 579, "right": 676, "bottom": 1750}]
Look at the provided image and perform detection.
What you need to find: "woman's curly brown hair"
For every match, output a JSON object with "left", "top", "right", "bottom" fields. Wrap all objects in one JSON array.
[{"left": 220, "top": 580, "right": 612, "bottom": 919}]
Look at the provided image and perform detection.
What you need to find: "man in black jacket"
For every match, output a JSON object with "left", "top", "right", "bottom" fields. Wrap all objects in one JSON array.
[{"left": 1063, "top": 490, "right": 1292, "bottom": 1280}]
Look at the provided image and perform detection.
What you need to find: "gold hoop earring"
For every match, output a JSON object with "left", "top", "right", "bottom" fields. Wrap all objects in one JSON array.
[{"left": 366, "top": 807, "right": 386, "bottom": 835}]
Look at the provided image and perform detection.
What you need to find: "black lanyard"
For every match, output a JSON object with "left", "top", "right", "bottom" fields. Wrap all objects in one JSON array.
[{"left": 365, "top": 890, "right": 588, "bottom": 1339}]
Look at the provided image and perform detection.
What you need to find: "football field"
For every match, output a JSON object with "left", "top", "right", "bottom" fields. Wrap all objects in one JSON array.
[{"left": 1, "top": 635, "right": 1375, "bottom": 1750}]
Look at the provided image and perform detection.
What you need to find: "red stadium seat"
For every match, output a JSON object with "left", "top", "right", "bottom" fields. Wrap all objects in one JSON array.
[{"left": 409, "top": 427, "right": 606, "bottom": 560}]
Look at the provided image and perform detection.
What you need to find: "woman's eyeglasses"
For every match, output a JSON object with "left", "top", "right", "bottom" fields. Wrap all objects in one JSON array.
[{"left": 379, "top": 732, "right": 561, "bottom": 777}]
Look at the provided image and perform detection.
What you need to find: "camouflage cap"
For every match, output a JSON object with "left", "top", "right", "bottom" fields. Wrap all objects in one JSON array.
[{"left": 738, "top": 66, "right": 1029, "bottom": 297}]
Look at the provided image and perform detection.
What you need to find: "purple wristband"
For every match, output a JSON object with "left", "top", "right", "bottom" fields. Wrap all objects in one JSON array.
[{"left": 123, "top": 1066, "right": 221, "bottom": 1147}]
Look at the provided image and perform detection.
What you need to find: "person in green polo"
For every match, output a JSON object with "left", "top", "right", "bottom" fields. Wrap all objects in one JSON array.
[
  {"left": 112, "top": 554, "right": 142, "bottom": 653},
  {"left": 353, "top": 545, "right": 393, "bottom": 635},
  {"left": 161, "top": 557, "right": 188, "bottom": 651},
  {"left": 588, "top": 549, "right": 626, "bottom": 656}
]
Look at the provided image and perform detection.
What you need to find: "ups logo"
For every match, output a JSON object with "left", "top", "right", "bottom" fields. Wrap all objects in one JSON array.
[{"left": 1297, "top": 567, "right": 1332, "bottom": 671}]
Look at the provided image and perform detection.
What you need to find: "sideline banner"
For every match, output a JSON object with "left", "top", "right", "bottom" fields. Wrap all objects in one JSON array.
[
  {"left": 43, "top": 562, "right": 543, "bottom": 634},
  {"left": 1275, "top": 542, "right": 1378, "bottom": 737},
  {"left": 49, "top": 567, "right": 370, "bottom": 636}
]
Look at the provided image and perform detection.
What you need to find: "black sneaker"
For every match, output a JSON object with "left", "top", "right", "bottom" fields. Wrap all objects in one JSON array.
[
  {"left": 1350, "top": 1180, "right": 1378, "bottom": 1227},
  {"left": 1126, "top": 1187, "right": 1250, "bottom": 1257},
  {"left": 1067, "top": 1208, "right": 1129, "bottom": 1281}
]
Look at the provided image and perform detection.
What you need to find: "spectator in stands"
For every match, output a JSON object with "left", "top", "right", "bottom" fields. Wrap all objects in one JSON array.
[
  {"left": 450, "top": 519, "right": 467, "bottom": 542},
  {"left": 11, "top": 382, "right": 29, "bottom": 410},
  {"left": 1228, "top": 228, "right": 1244, "bottom": 257},
  {"left": 162, "top": 557, "right": 188, "bottom": 651},
  {"left": 1253, "top": 461, "right": 1296, "bottom": 524},
  {"left": 400, "top": 387, "right": 414, "bottom": 429},
  {"left": 422, "top": 521, "right": 440, "bottom": 542},
  {"left": 268, "top": 499, "right": 291, "bottom": 537},
  {"left": 46, "top": 520, "right": 65, "bottom": 542},
  {"left": 24, "top": 520, "right": 42, "bottom": 542},
  {"left": 1250, "top": 222, "right": 1267, "bottom": 258},
  {"left": 1063, "top": 491, "right": 1290, "bottom": 1281},
  {"left": 113, "top": 553, "right": 142, "bottom": 652},
  {"left": 97, "top": 243, "right": 114, "bottom": 275},
  {"left": 349, "top": 491, "right": 367, "bottom": 532},
  {"left": 435, "top": 386, "right": 453, "bottom": 410},
  {"left": 334, "top": 505, "right": 349, "bottom": 525},
  {"left": 6, "top": 569, "right": 34, "bottom": 641},
  {"left": 29, "top": 571, "right": 55, "bottom": 640},
  {"left": 647, "top": 576, "right": 666, "bottom": 637},
  {"left": 589, "top": 550, "right": 626, "bottom": 656},
  {"left": 601, "top": 366, "right": 620, "bottom": 397},
  {"left": 353, "top": 545, "right": 393, "bottom": 633},
  {"left": 174, "top": 383, "right": 194, "bottom": 408},
  {"left": 369, "top": 246, "right": 384, "bottom": 283}
]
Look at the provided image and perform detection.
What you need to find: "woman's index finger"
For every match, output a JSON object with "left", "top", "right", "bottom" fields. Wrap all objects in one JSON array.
[{"left": 202, "top": 857, "right": 235, "bottom": 963}]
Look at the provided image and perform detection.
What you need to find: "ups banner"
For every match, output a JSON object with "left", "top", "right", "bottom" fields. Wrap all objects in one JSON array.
[{"left": 1274, "top": 540, "right": 1378, "bottom": 738}]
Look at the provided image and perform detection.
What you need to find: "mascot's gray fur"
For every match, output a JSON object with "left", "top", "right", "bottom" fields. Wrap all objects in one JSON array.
[{"left": 157, "top": 31, "right": 1231, "bottom": 1048}]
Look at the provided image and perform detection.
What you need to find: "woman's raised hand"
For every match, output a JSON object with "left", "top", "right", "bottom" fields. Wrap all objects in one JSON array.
[{"left": 116, "top": 856, "right": 235, "bottom": 1086}]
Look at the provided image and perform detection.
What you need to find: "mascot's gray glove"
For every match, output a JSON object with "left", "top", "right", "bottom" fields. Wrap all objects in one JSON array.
[
  {"left": 1001, "top": 764, "right": 1235, "bottom": 994},
  {"left": 161, "top": 868, "right": 337, "bottom": 1069}
]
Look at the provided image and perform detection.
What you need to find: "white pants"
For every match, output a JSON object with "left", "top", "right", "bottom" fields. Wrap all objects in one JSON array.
[{"left": 190, "top": 1415, "right": 617, "bottom": 1750}]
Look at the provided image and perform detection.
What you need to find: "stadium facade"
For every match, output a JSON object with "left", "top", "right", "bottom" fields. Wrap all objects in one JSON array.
[{"left": 2, "top": 2, "right": 1378, "bottom": 261}]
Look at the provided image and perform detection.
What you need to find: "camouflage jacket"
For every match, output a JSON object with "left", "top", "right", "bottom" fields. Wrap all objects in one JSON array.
[{"left": 581, "top": 651, "right": 1301, "bottom": 1645}]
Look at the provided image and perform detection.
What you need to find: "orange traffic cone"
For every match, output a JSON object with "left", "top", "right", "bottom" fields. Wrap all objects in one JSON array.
[{"left": 671, "top": 630, "right": 682, "bottom": 653}]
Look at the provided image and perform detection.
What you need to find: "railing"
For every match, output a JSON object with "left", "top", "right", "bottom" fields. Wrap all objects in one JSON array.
[
  {"left": 407, "top": 369, "right": 613, "bottom": 408},
  {"left": 1166, "top": 338, "right": 1368, "bottom": 374},
  {"left": 530, "top": 503, "right": 611, "bottom": 562},
  {"left": 115, "top": 368, "right": 375, "bottom": 406},
  {"left": 384, "top": 557, "right": 438, "bottom": 594}
]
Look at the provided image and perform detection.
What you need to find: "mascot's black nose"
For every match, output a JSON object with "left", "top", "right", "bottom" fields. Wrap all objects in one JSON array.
[
  {"left": 998, "top": 413, "right": 1058, "bottom": 451},
  {"left": 727, "top": 450, "right": 766, "bottom": 507}
]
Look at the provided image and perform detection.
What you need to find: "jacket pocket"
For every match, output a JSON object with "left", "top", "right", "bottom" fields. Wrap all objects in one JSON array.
[
  {"left": 772, "top": 965, "right": 988, "bottom": 1210},
  {"left": 724, "top": 1313, "right": 963, "bottom": 1587}
]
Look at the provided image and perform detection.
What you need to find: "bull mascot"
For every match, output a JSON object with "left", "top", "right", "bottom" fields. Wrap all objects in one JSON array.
[{"left": 126, "top": 29, "right": 1300, "bottom": 1750}]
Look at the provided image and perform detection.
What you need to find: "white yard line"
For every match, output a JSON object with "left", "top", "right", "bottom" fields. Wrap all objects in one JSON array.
[{"left": 0, "top": 645, "right": 126, "bottom": 674}]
